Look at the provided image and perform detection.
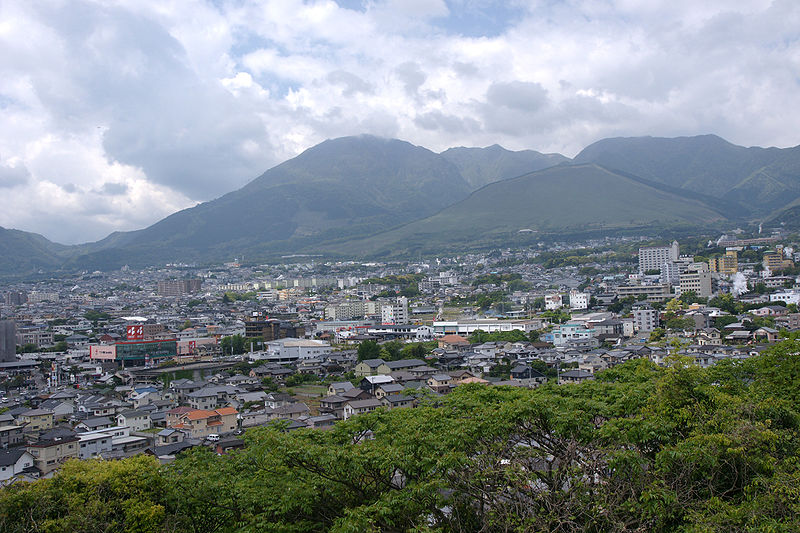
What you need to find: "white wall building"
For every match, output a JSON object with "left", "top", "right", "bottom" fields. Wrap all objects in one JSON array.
[
  {"left": 381, "top": 297, "right": 408, "bottom": 324},
  {"left": 639, "top": 241, "right": 680, "bottom": 273},
  {"left": 249, "top": 338, "right": 332, "bottom": 362},
  {"left": 545, "top": 293, "right": 563, "bottom": 310},
  {"left": 569, "top": 290, "right": 589, "bottom": 310}
]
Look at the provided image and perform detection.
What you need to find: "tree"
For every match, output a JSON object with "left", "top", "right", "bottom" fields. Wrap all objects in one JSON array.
[
  {"left": 220, "top": 334, "right": 247, "bottom": 355},
  {"left": 357, "top": 340, "right": 381, "bottom": 361}
]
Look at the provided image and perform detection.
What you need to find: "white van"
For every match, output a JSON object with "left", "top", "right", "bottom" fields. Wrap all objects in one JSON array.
[{"left": 206, "top": 434, "right": 220, "bottom": 442}]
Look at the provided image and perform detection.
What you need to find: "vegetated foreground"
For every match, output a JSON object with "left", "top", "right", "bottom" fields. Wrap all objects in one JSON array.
[{"left": 4, "top": 340, "right": 800, "bottom": 532}]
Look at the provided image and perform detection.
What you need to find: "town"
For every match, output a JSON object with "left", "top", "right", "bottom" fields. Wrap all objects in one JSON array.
[{"left": 1, "top": 229, "right": 799, "bottom": 484}]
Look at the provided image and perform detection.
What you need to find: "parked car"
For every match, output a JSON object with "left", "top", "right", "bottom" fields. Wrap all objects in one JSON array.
[{"left": 206, "top": 434, "right": 220, "bottom": 442}]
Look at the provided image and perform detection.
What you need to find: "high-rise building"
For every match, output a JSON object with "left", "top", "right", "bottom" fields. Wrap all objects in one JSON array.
[
  {"left": 3, "top": 292, "right": 27, "bottom": 306},
  {"left": 0, "top": 320, "right": 17, "bottom": 362},
  {"left": 381, "top": 297, "right": 409, "bottom": 324},
  {"left": 633, "top": 306, "right": 659, "bottom": 332},
  {"left": 639, "top": 241, "right": 679, "bottom": 274},
  {"left": 679, "top": 263, "right": 713, "bottom": 298},
  {"left": 709, "top": 250, "right": 739, "bottom": 274},
  {"left": 157, "top": 279, "right": 203, "bottom": 297},
  {"left": 763, "top": 248, "right": 794, "bottom": 273}
]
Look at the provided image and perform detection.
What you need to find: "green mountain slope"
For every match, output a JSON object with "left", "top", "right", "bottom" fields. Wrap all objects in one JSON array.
[
  {"left": 0, "top": 226, "right": 68, "bottom": 276},
  {"left": 333, "top": 164, "right": 726, "bottom": 257},
  {"left": 574, "top": 135, "right": 800, "bottom": 214},
  {"left": 68, "top": 135, "right": 471, "bottom": 268},
  {"left": 440, "top": 144, "right": 569, "bottom": 189}
]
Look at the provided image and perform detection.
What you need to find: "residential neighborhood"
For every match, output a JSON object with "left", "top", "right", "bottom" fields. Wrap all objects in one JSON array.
[{"left": 2, "top": 232, "right": 800, "bottom": 484}]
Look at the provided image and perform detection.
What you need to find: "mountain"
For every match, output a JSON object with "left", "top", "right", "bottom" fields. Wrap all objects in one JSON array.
[
  {"left": 69, "top": 135, "right": 472, "bottom": 268},
  {"left": 573, "top": 134, "right": 800, "bottom": 214},
  {"left": 0, "top": 226, "right": 68, "bottom": 276},
  {"left": 5, "top": 133, "right": 800, "bottom": 274},
  {"left": 332, "top": 164, "right": 727, "bottom": 257},
  {"left": 440, "top": 144, "right": 569, "bottom": 188}
]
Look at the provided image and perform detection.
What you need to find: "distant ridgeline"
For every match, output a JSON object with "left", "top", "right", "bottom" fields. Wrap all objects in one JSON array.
[
  {"left": 3, "top": 338, "right": 800, "bottom": 532},
  {"left": 3, "top": 133, "right": 800, "bottom": 274}
]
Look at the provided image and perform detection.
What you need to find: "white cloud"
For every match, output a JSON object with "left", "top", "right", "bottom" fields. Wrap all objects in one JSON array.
[{"left": 0, "top": 0, "right": 798, "bottom": 243}]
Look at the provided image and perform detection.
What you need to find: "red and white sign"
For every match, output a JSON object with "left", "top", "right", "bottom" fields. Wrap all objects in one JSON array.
[
  {"left": 127, "top": 325, "right": 144, "bottom": 340},
  {"left": 188, "top": 340, "right": 196, "bottom": 354}
]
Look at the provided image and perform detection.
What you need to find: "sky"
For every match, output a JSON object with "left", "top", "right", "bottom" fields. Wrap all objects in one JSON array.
[{"left": 1, "top": 0, "right": 799, "bottom": 244}]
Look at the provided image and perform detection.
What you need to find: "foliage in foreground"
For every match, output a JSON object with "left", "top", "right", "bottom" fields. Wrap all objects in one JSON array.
[{"left": 4, "top": 340, "right": 800, "bottom": 532}]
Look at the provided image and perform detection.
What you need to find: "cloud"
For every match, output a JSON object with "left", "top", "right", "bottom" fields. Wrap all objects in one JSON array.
[
  {"left": 0, "top": 160, "right": 30, "bottom": 188},
  {"left": 0, "top": 0, "right": 798, "bottom": 243}
]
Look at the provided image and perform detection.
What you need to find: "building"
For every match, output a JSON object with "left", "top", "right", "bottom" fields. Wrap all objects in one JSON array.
[
  {"left": 763, "top": 249, "right": 794, "bottom": 273},
  {"left": 244, "top": 319, "right": 304, "bottom": 341},
  {"left": 614, "top": 284, "right": 672, "bottom": 302},
  {"left": 169, "top": 407, "right": 238, "bottom": 439},
  {"left": 633, "top": 306, "right": 660, "bottom": 333},
  {"left": 324, "top": 301, "right": 377, "bottom": 321},
  {"left": 709, "top": 250, "right": 738, "bottom": 274},
  {"left": 3, "top": 292, "right": 26, "bottom": 306},
  {"left": 543, "top": 293, "right": 562, "bottom": 310},
  {"left": 157, "top": 279, "right": 202, "bottom": 297},
  {"left": 0, "top": 321, "right": 15, "bottom": 363},
  {"left": 661, "top": 256, "right": 694, "bottom": 285},
  {"left": 0, "top": 425, "right": 24, "bottom": 448},
  {"left": 639, "top": 241, "right": 679, "bottom": 273},
  {"left": 0, "top": 449, "right": 35, "bottom": 484},
  {"left": 90, "top": 339, "right": 178, "bottom": 367},
  {"left": 381, "top": 297, "right": 408, "bottom": 325},
  {"left": 679, "top": 263, "right": 712, "bottom": 299},
  {"left": 569, "top": 290, "right": 589, "bottom": 310},
  {"left": 27, "top": 432, "right": 79, "bottom": 475}
]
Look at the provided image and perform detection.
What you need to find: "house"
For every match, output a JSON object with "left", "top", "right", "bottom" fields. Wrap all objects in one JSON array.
[
  {"left": 343, "top": 399, "right": 383, "bottom": 420},
  {"left": 374, "top": 383, "right": 405, "bottom": 399},
  {"left": 559, "top": 369, "right": 594, "bottom": 385},
  {"left": 74, "top": 416, "right": 115, "bottom": 432},
  {"left": 77, "top": 431, "right": 113, "bottom": 459},
  {"left": 38, "top": 399, "right": 75, "bottom": 420},
  {"left": 437, "top": 334, "right": 470, "bottom": 350},
  {"left": 319, "top": 395, "right": 349, "bottom": 419},
  {"left": 155, "top": 428, "right": 185, "bottom": 446},
  {"left": 380, "top": 395, "right": 414, "bottom": 410},
  {"left": 376, "top": 359, "right": 427, "bottom": 375},
  {"left": 360, "top": 375, "right": 394, "bottom": 394},
  {"left": 186, "top": 386, "right": 237, "bottom": 411},
  {"left": 754, "top": 327, "right": 780, "bottom": 343},
  {"left": 16, "top": 409, "right": 54, "bottom": 433},
  {"left": 426, "top": 374, "right": 453, "bottom": 394},
  {"left": 327, "top": 381, "right": 355, "bottom": 396},
  {"left": 170, "top": 407, "right": 238, "bottom": 439},
  {"left": 26, "top": 429, "right": 80, "bottom": 475},
  {"left": 305, "top": 414, "right": 337, "bottom": 429},
  {"left": 116, "top": 409, "right": 152, "bottom": 432},
  {"left": 0, "top": 423, "right": 23, "bottom": 448},
  {"left": 341, "top": 388, "right": 373, "bottom": 401},
  {"left": 354, "top": 359, "right": 385, "bottom": 376},
  {"left": 165, "top": 406, "right": 194, "bottom": 427},
  {"left": 146, "top": 440, "right": 202, "bottom": 463},
  {"left": 271, "top": 403, "right": 310, "bottom": 420},
  {"left": 0, "top": 448, "right": 35, "bottom": 484},
  {"left": 696, "top": 328, "right": 722, "bottom": 346}
]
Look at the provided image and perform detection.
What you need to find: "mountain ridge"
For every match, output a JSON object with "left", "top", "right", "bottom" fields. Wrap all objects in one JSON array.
[{"left": 3, "top": 133, "right": 800, "bottom": 275}]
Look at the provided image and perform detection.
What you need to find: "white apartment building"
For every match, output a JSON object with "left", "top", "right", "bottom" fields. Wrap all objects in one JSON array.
[
  {"left": 569, "top": 290, "right": 589, "bottom": 310},
  {"left": 633, "top": 306, "right": 660, "bottom": 332},
  {"left": 639, "top": 241, "right": 680, "bottom": 273},
  {"left": 381, "top": 297, "right": 408, "bottom": 324},
  {"left": 678, "top": 263, "right": 713, "bottom": 298},
  {"left": 545, "top": 293, "right": 563, "bottom": 310}
]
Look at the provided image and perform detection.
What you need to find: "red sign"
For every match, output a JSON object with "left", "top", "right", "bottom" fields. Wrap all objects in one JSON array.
[
  {"left": 188, "top": 340, "right": 196, "bottom": 354},
  {"left": 127, "top": 325, "right": 144, "bottom": 340}
]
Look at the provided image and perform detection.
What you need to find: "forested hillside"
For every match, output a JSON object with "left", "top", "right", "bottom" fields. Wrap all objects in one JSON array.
[{"left": 3, "top": 339, "right": 800, "bottom": 532}]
